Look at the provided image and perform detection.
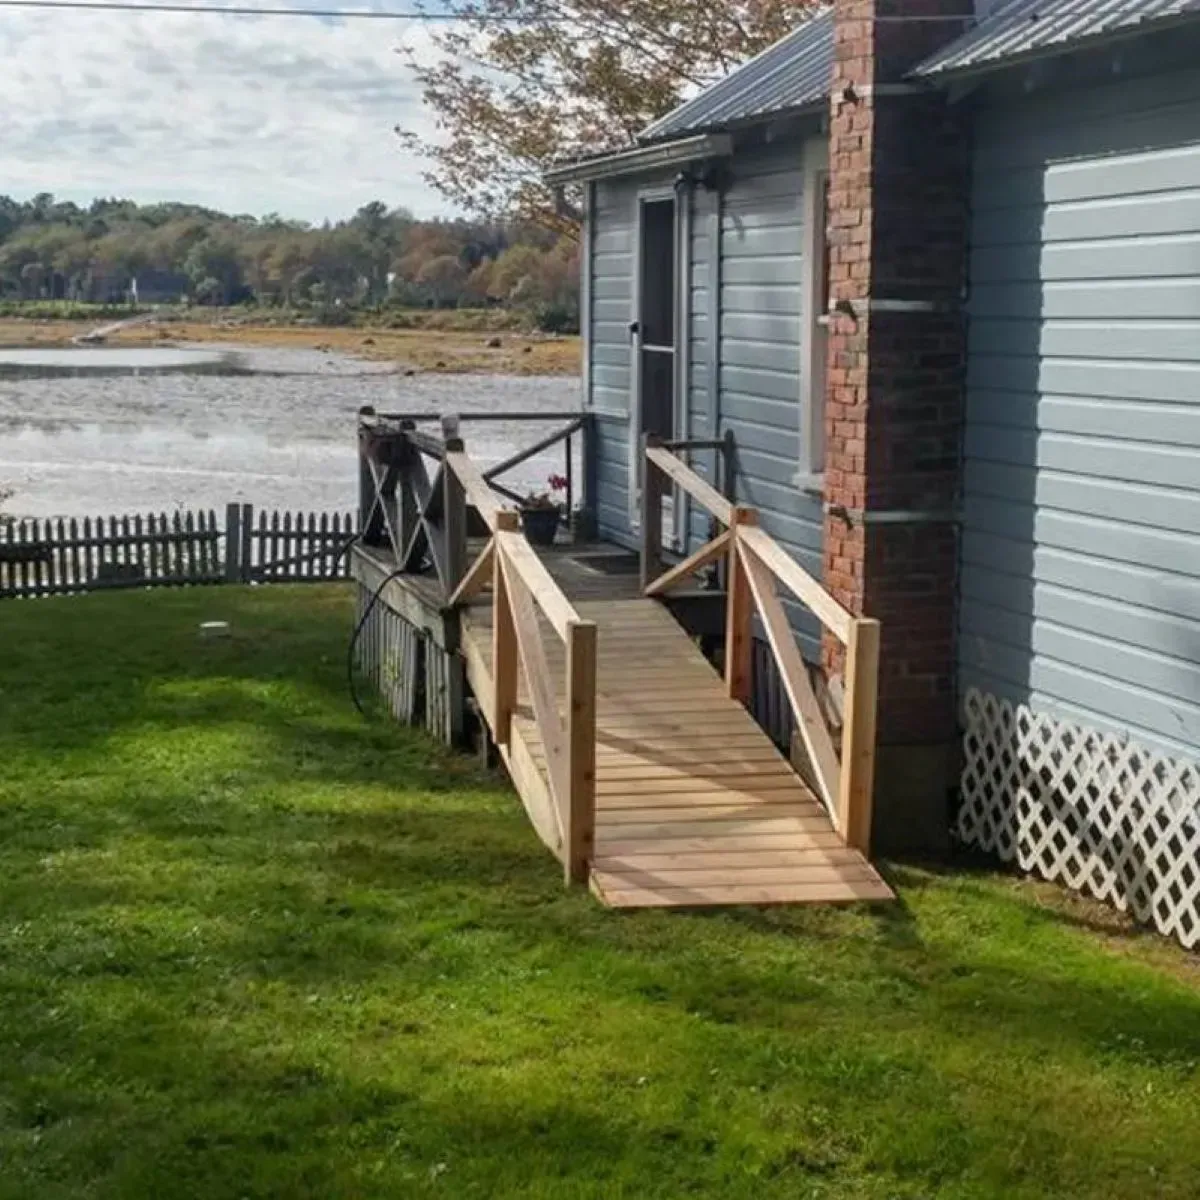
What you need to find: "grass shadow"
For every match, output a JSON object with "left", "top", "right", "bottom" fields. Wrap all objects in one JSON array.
[{"left": 2, "top": 586, "right": 1200, "bottom": 1198}]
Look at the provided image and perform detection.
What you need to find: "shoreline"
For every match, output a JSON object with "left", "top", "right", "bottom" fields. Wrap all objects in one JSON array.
[{"left": 0, "top": 316, "right": 582, "bottom": 377}]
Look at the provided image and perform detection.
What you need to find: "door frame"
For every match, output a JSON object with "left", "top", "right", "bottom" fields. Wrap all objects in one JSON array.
[{"left": 629, "top": 183, "right": 689, "bottom": 547}]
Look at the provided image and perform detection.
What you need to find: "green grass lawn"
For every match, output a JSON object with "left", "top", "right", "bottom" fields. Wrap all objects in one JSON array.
[{"left": 1, "top": 585, "right": 1198, "bottom": 1199}]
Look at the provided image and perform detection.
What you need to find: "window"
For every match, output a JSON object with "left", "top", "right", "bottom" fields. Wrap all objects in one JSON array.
[{"left": 798, "top": 140, "right": 831, "bottom": 489}]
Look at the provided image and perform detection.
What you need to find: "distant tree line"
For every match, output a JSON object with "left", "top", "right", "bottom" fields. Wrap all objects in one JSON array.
[{"left": 0, "top": 195, "right": 580, "bottom": 331}]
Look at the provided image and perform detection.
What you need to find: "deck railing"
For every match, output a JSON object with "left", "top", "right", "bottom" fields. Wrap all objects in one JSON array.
[
  {"left": 356, "top": 408, "right": 593, "bottom": 599},
  {"left": 357, "top": 410, "right": 599, "bottom": 885},
  {"left": 640, "top": 435, "right": 880, "bottom": 853}
]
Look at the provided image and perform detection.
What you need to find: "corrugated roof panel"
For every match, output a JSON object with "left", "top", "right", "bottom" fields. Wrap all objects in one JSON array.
[
  {"left": 638, "top": 0, "right": 1200, "bottom": 147},
  {"left": 917, "top": 0, "right": 1200, "bottom": 77},
  {"left": 639, "top": 8, "right": 833, "bottom": 144}
]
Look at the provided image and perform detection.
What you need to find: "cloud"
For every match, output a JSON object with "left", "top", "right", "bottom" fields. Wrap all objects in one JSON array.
[{"left": 0, "top": 1, "right": 457, "bottom": 221}]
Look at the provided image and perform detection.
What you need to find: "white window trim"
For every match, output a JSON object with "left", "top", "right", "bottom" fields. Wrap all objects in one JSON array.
[{"left": 796, "top": 136, "right": 830, "bottom": 490}]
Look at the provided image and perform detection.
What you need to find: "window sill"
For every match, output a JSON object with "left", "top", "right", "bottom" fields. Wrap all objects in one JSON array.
[{"left": 792, "top": 471, "right": 825, "bottom": 498}]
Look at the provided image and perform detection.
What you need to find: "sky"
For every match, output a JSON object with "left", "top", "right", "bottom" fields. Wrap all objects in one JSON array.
[{"left": 0, "top": 0, "right": 460, "bottom": 223}]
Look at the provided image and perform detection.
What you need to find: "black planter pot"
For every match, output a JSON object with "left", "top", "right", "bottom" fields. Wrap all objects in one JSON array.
[{"left": 521, "top": 506, "right": 560, "bottom": 546}]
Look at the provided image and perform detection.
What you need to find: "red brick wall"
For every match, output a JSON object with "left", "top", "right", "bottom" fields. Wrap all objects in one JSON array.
[{"left": 824, "top": 1, "right": 972, "bottom": 757}]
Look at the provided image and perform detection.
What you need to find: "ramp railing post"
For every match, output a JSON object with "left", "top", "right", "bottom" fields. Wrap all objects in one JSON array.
[
  {"left": 639, "top": 433, "right": 664, "bottom": 591},
  {"left": 492, "top": 513, "right": 519, "bottom": 745},
  {"left": 838, "top": 617, "right": 880, "bottom": 854},
  {"left": 564, "top": 618, "right": 597, "bottom": 885},
  {"left": 395, "top": 420, "right": 417, "bottom": 561},
  {"left": 720, "top": 428, "right": 737, "bottom": 504},
  {"left": 356, "top": 405, "right": 377, "bottom": 538},
  {"left": 724, "top": 505, "right": 757, "bottom": 703},
  {"left": 443, "top": 433, "right": 467, "bottom": 598},
  {"left": 578, "top": 413, "right": 599, "bottom": 542}
]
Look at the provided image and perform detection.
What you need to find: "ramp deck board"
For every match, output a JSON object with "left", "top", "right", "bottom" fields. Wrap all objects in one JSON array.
[{"left": 461, "top": 592, "right": 892, "bottom": 910}]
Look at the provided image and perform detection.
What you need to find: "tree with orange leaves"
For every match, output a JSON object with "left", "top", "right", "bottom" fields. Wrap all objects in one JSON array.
[{"left": 397, "top": 0, "right": 818, "bottom": 235}]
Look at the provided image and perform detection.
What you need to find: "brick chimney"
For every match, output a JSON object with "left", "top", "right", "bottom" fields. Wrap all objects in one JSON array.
[{"left": 823, "top": 0, "right": 973, "bottom": 853}]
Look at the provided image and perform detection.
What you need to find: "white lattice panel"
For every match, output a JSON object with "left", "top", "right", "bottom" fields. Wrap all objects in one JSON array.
[{"left": 960, "top": 689, "right": 1200, "bottom": 950}]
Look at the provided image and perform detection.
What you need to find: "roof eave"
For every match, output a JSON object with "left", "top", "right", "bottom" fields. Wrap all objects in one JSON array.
[
  {"left": 543, "top": 132, "right": 734, "bottom": 186},
  {"left": 639, "top": 96, "right": 828, "bottom": 148}
]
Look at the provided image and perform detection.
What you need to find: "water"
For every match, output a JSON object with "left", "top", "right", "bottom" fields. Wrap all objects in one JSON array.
[
  {"left": 0, "top": 345, "right": 582, "bottom": 519},
  {"left": 0, "top": 347, "right": 233, "bottom": 374}
]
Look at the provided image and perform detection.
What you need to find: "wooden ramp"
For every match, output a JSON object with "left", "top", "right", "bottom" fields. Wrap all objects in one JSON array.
[
  {"left": 461, "top": 596, "right": 893, "bottom": 910},
  {"left": 355, "top": 416, "right": 892, "bottom": 912}
]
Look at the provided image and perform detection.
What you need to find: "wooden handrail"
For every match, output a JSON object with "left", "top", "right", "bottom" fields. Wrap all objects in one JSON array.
[
  {"left": 564, "top": 619, "right": 597, "bottom": 883},
  {"left": 502, "top": 552, "right": 570, "bottom": 808},
  {"left": 737, "top": 524, "right": 854, "bottom": 646},
  {"left": 408, "top": 427, "right": 448, "bottom": 459},
  {"left": 739, "top": 542, "right": 841, "bottom": 811},
  {"left": 645, "top": 443, "right": 734, "bottom": 526},
  {"left": 371, "top": 409, "right": 588, "bottom": 424},
  {"left": 838, "top": 617, "right": 879, "bottom": 853},
  {"left": 359, "top": 412, "right": 593, "bottom": 576},
  {"left": 446, "top": 538, "right": 495, "bottom": 607},
  {"left": 734, "top": 521, "right": 879, "bottom": 849},
  {"left": 495, "top": 529, "right": 579, "bottom": 642},
  {"left": 483, "top": 416, "right": 585, "bottom": 484},
  {"left": 489, "top": 517, "right": 597, "bottom": 885},
  {"left": 356, "top": 414, "right": 599, "bottom": 880},
  {"left": 444, "top": 449, "right": 505, "bottom": 532},
  {"left": 639, "top": 439, "right": 880, "bottom": 855},
  {"left": 643, "top": 529, "right": 731, "bottom": 597}
]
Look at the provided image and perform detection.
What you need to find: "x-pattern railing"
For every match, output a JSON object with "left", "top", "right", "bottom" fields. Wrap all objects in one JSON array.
[
  {"left": 358, "top": 409, "right": 590, "bottom": 598},
  {"left": 356, "top": 409, "right": 598, "bottom": 885}
]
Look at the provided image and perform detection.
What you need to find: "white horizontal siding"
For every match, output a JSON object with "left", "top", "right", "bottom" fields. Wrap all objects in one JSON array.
[{"left": 960, "top": 63, "right": 1200, "bottom": 759}]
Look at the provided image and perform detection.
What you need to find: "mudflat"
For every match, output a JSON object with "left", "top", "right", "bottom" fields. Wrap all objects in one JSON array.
[{"left": 0, "top": 316, "right": 581, "bottom": 376}]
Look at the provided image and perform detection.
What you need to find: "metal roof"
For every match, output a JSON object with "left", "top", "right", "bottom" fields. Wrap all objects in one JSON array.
[
  {"left": 632, "top": 0, "right": 1200, "bottom": 150},
  {"left": 639, "top": 8, "right": 833, "bottom": 144},
  {"left": 916, "top": 0, "right": 1200, "bottom": 78}
]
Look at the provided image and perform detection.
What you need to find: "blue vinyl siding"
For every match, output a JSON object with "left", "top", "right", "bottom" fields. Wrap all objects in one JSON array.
[
  {"left": 682, "top": 183, "right": 716, "bottom": 552},
  {"left": 959, "top": 63, "right": 1200, "bottom": 760},
  {"left": 717, "top": 144, "right": 823, "bottom": 653},
  {"left": 584, "top": 137, "right": 821, "bottom": 646},
  {"left": 588, "top": 176, "right": 638, "bottom": 546}
]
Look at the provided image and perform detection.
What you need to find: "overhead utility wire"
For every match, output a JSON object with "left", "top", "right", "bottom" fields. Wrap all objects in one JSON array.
[
  {"left": 0, "top": 0, "right": 972, "bottom": 18},
  {"left": 0, "top": 0, "right": 532, "bottom": 15}
]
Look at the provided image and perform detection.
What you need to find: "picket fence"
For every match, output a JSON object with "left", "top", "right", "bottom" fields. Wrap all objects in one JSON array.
[{"left": 0, "top": 503, "right": 357, "bottom": 599}]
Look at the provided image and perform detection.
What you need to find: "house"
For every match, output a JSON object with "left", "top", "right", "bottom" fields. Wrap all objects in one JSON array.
[{"left": 546, "top": 0, "right": 1200, "bottom": 945}]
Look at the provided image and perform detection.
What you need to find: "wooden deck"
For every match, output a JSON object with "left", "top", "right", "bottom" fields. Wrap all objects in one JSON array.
[
  {"left": 352, "top": 416, "right": 891, "bottom": 912},
  {"left": 455, "top": 549, "right": 892, "bottom": 910}
]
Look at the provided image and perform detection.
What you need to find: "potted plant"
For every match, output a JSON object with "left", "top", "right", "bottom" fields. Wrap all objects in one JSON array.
[{"left": 520, "top": 473, "right": 567, "bottom": 546}]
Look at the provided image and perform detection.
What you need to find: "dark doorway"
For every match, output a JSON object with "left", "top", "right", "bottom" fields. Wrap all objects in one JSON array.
[{"left": 637, "top": 197, "right": 676, "bottom": 444}]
